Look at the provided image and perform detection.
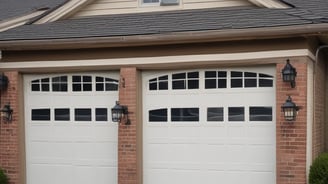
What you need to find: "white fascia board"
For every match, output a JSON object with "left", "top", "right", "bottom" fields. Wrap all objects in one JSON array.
[
  {"left": 248, "top": 0, "right": 290, "bottom": 8},
  {"left": 0, "top": 49, "right": 314, "bottom": 70},
  {"left": 34, "top": 0, "right": 95, "bottom": 24},
  {"left": 0, "top": 10, "right": 47, "bottom": 32}
]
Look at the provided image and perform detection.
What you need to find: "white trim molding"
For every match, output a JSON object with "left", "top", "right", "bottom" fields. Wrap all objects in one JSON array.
[
  {"left": 34, "top": 0, "right": 95, "bottom": 24},
  {"left": 0, "top": 49, "right": 314, "bottom": 70},
  {"left": 306, "top": 60, "right": 314, "bottom": 184},
  {"left": 248, "top": 0, "right": 290, "bottom": 8},
  {"left": 0, "top": 10, "right": 47, "bottom": 32}
]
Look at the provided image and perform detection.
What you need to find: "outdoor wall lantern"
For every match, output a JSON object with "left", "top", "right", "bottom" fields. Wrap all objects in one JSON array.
[
  {"left": 281, "top": 96, "right": 299, "bottom": 121},
  {"left": 0, "top": 74, "right": 8, "bottom": 91},
  {"left": 1, "top": 103, "right": 13, "bottom": 122},
  {"left": 111, "top": 101, "right": 131, "bottom": 125},
  {"left": 281, "top": 59, "right": 297, "bottom": 88}
]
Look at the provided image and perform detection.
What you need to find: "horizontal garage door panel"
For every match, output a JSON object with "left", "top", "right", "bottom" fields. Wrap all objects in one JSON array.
[
  {"left": 143, "top": 67, "right": 276, "bottom": 184},
  {"left": 24, "top": 73, "right": 119, "bottom": 184}
]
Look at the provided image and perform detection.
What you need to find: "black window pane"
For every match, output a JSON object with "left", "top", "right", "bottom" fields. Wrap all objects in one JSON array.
[
  {"left": 158, "top": 82, "right": 168, "bottom": 90},
  {"left": 96, "top": 108, "right": 108, "bottom": 121},
  {"left": 96, "top": 83, "right": 104, "bottom": 91},
  {"left": 218, "top": 79, "right": 227, "bottom": 88},
  {"left": 231, "top": 79, "right": 242, "bottom": 88},
  {"left": 188, "top": 80, "right": 199, "bottom": 89},
  {"left": 205, "top": 79, "right": 216, "bottom": 89},
  {"left": 218, "top": 71, "right": 227, "bottom": 77},
  {"left": 32, "top": 83, "right": 40, "bottom": 91},
  {"left": 41, "top": 78, "right": 49, "bottom": 83},
  {"left": 105, "top": 83, "right": 118, "bottom": 91},
  {"left": 245, "top": 72, "right": 256, "bottom": 77},
  {"left": 228, "top": 107, "right": 244, "bottom": 121},
  {"left": 75, "top": 108, "right": 92, "bottom": 121},
  {"left": 149, "top": 78, "right": 157, "bottom": 82},
  {"left": 259, "top": 79, "right": 273, "bottom": 87},
  {"left": 250, "top": 107, "right": 272, "bottom": 121},
  {"left": 52, "top": 76, "right": 68, "bottom": 92},
  {"left": 259, "top": 73, "right": 273, "bottom": 78},
  {"left": 83, "top": 84, "right": 92, "bottom": 91},
  {"left": 245, "top": 79, "right": 257, "bottom": 88},
  {"left": 205, "top": 71, "right": 216, "bottom": 78},
  {"left": 171, "top": 108, "right": 199, "bottom": 122},
  {"left": 231, "top": 71, "right": 242, "bottom": 77},
  {"left": 207, "top": 108, "right": 224, "bottom": 122},
  {"left": 158, "top": 75, "right": 168, "bottom": 80},
  {"left": 55, "top": 108, "right": 70, "bottom": 121},
  {"left": 96, "top": 77, "right": 104, "bottom": 82},
  {"left": 149, "top": 82, "right": 157, "bottom": 90},
  {"left": 53, "top": 76, "right": 67, "bottom": 83},
  {"left": 172, "top": 81, "right": 185, "bottom": 89},
  {"left": 149, "top": 109, "right": 168, "bottom": 122},
  {"left": 83, "top": 76, "right": 92, "bottom": 82},
  {"left": 32, "top": 109, "right": 50, "bottom": 121},
  {"left": 41, "top": 83, "right": 50, "bottom": 91},
  {"left": 73, "top": 84, "right": 81, "bottom": 91},
  {"left": 172, "top": 73, "right": 186, "bottom": 79},
  {"left": 73, "top": 76, "right": 81, "bottom": 82},
  {"left": 52, "top": 84, "right": 68, "bottom": 92},
  {"left": 188, "top": 72, "right": 199, "bottom": 78}
]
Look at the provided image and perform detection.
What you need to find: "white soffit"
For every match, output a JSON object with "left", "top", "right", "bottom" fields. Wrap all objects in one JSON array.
[
  {"left": 34, "top": 0, "right": 95, "bottom": 24},
  {"left": 0, "top": 10, "right": 47, "bottom": 32},
  {"left": 248, "top": 0, "right": 290, "bottom": 8}
]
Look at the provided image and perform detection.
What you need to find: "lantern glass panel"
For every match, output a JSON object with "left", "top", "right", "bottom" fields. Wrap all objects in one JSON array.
[
  {"left": 283, "top": 107, "right": 296, "bottom": 121},
  {"left": 111, "top": 109, "right": 122, "bottom": 122}
]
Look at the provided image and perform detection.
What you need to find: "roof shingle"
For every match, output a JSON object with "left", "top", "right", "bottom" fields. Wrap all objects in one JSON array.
[{"left": 0, "top": 0, "right": 327, "bottom": 42}]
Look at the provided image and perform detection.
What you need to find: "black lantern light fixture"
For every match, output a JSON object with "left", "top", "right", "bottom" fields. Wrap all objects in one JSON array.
[
  {"left": 281, "top": 59, "right": 297, "bottom": 88},
  {"left": 1, "top": 103, "right": 13, "bottom": 122},
  {"left": 111, "top": 101, "right": 130, "bottom": 125},
  {"left": 281, "top": 96, "right": 299, "bottom": 121}
]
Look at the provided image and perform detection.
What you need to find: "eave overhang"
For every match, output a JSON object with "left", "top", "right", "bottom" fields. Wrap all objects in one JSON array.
[{"left": 1, "top": 23, "right": 328, "bottom": 51}]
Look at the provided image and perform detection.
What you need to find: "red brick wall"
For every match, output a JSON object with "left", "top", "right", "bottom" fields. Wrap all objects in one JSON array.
[
  {"left": 0, "top": 71, "right": 20, "bottom": 184},
  {"left": 276, "top": 60, "right": 307, "bottom": 184},
  {"left": 118, "top": 68, "right": 140, "bottom": 184},
  {"left": 313, "top": 56, "right": 326, "bottom": 159}
]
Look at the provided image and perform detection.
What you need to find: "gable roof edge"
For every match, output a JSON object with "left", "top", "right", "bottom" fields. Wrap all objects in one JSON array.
[
  {"left": 248, "top": 0, "right": 290, "bottom": 8},
  {"left": 0, "top": 10, "right": 48, "bottom": 32},
  {"left": 34, "top": 0, "right": 96, "bottom": 24}
]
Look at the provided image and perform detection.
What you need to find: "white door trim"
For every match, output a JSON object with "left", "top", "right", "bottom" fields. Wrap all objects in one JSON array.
[{"left": 0, "top": 49, "right": 314, "bottom": 70}]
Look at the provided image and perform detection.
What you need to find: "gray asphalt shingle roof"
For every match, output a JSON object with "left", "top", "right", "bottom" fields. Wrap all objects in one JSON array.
[
  {"left": 0, "top": 0, "right": 328, "bottom": 41},
  {"left": 0, "top": 0, "right": 67, "bottom": 21}
]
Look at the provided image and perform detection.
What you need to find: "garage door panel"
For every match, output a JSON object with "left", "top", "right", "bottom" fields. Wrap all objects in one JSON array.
[
  {"left": 168, "top": 144, "right": 202, "bottom": 163},
  {"left": 148, "top": 144, "right": 170, "bottom": 161},
  {"left": 143, "top": 67, "right": 276, "bottom": 184},
  {"left": 165, "top": 170, "right": 203, "bottom": 184},
  {"left": 30, "top": 142, "right": 72, "bottom": 160},
  {"left": 30, "top": 164, "right": 73, "bottom": 184},
  {"left": 74, "top": 142, "right": 117, "bottom": 160},
  {"left": 73, "top": 167, "right": 97, "bottom": 184},
  {"left": 25, "top": 73, "right": 118, "bottom": 184}
]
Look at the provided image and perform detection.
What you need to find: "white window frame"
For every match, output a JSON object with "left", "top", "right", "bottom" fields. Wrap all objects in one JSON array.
[{"left": 140, "top": 0, "right": 160, "bottom": 6}]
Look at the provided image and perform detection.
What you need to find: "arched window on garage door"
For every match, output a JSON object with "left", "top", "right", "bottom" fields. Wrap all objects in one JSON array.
[
  {"left": 31, "top": 75, "right": 118, "bottom": 92},
  {"left": 148, "top": 70, "right": 273, "bottom": 91}
]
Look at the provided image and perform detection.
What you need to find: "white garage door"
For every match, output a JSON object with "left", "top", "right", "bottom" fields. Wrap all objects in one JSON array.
[
  {"left": 24, "top": 73, "right": 119, "bottom": 184},
  {"left": 143, "top": 66, "right": 276, "bottom": 184}
]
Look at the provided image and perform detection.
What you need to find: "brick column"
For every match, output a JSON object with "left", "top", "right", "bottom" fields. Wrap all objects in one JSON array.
[
  {"left": 0, "top": 71, "right": 21, "bottom": 184},
  {"left": 118, "top": 67, "right": 140, "bottom": 184},
  {"left": 276, "top": 60, "right": 307, "bottom": 184}
]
